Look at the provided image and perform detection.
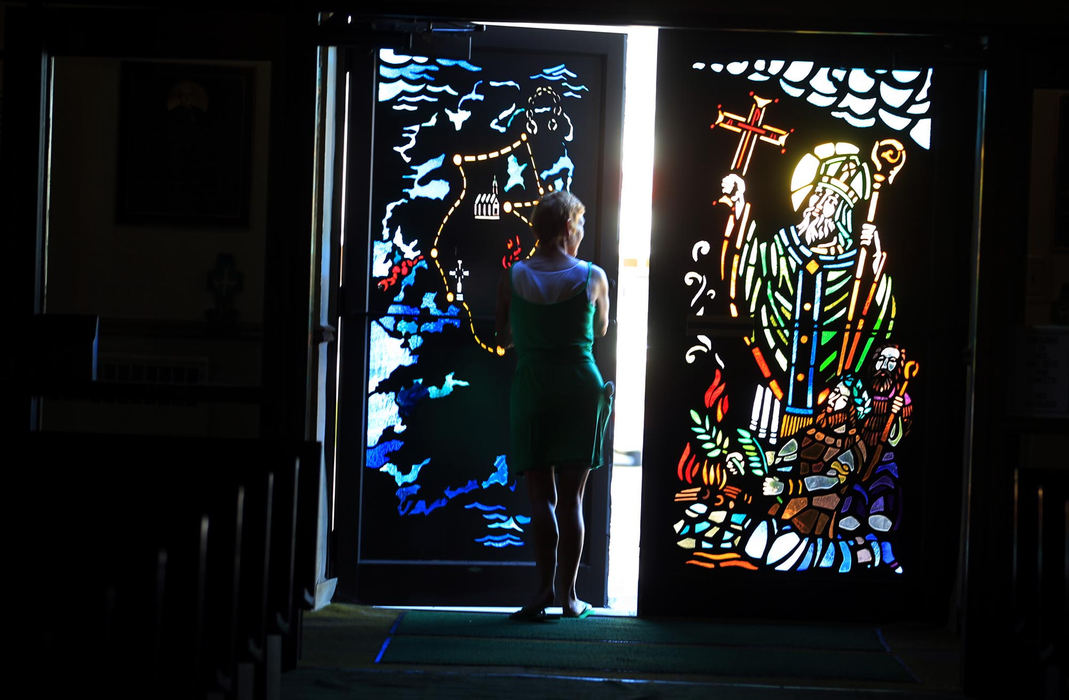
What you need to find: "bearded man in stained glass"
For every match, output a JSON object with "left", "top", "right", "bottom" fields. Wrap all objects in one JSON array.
[
  {"left": 761, "top": 374, "right": 871, "bottom": 539},
  {"left": 838, "top": 343, "right": 913, "bottom": 536},
  {"left": 719, "top": 142, "right": 896, "bottom": 443}
]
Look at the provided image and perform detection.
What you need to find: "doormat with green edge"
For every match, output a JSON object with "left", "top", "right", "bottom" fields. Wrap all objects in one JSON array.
[
  {"left": 374, "top": 611, "right": 916, "bottom": 683},
  {"left": 391, "top": 610, "right": 888, "bottom": 650}
]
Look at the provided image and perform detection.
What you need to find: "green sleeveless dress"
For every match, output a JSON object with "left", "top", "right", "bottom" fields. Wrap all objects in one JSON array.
[{"left": 509, "top": 262, "right": 613, "bottom": 474}]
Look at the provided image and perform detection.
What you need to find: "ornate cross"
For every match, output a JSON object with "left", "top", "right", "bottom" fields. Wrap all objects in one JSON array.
[{"left": 711, "top": 92, "right": 792, "bottom": 175}]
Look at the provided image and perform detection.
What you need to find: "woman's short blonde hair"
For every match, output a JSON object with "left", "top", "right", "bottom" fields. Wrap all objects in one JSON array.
[{"left": 531, "top": 190, "right": 585, "bottom": 242}]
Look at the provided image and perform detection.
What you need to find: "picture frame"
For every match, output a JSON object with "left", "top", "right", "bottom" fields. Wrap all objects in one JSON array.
[{"left": 116, "top": 61, "right": 253, "bottom": 226}]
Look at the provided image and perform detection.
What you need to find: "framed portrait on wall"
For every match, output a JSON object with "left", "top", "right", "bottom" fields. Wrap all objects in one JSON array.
[{"left": 116, "top": 61, "right": 253, "bottom": 226}]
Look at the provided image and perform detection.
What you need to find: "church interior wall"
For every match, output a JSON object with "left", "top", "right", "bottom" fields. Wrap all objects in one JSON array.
[{"left": 38, "top": 55, "right": 273, "bottom": 437}]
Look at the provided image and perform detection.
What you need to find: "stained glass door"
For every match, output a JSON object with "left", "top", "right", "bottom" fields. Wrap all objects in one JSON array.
[
  {"left": 639, "top": 30, "right": 977, "bottom": 621},
  {"left": 335, "top": 26, "right": 624, "bottom": 605}
]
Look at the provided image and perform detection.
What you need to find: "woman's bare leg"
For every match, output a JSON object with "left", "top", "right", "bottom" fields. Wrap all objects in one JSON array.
[
  {"left": 555, "top": 466, "right": 591, "bottom": 616},
  {"left": 519, "top": 468, "right": 558, "bottom": 612}
]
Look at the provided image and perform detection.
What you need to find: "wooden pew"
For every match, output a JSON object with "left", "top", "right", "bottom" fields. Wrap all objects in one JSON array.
[
  {"left": 22, "top": 433, "right": 322, "bottom": 700},
  {"left": 285, "top": 440, "right": 326, "bottom": 672},
  {"left": 1013, "top": 464, "right": 1068, "bottom": 697},
  {"left": 22, "top": 432, "right": 210, "bottom": 697}
]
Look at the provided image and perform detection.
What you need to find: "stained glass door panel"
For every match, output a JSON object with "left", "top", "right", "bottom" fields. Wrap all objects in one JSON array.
[
  {"left": 640, "top": 30, "right": 975, "bottom": 620},
  {"left": 345, "top": 27, "right": 623, "bottom": 605}
]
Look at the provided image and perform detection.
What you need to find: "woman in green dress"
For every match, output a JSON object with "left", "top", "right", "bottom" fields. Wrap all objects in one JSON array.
[{"left": 495, "top": 190, "right": 614, "bottom": 620}]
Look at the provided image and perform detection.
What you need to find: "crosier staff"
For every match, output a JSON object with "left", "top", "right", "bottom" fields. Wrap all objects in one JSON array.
[{"left": 838, "top": 139, "right": 906, "bottom": 374}]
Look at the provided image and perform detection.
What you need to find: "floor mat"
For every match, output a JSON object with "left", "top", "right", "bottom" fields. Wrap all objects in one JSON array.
[
  {"left": 393, "top": 610, "right": 888, "bottom": 650},
  {"left": 376, "top": 611, "right": 916, "bottom": 683}
]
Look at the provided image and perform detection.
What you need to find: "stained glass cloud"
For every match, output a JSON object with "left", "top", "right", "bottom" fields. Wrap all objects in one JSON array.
[{"left": 697, "top": 60, "right": 933, "bottom": 149}]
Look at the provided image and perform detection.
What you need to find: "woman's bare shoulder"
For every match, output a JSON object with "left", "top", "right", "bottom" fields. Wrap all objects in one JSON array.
[{"left": 585, "top": 261, "right": 609, "bottom": 283}]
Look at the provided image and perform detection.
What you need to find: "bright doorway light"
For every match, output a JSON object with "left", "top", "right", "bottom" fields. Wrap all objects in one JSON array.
[
  {"left": 487, "top": 21, "right": 657, "bottom": 616},
  {"left": 607, "top": 26, "right": 656, "bottom": 616}
]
